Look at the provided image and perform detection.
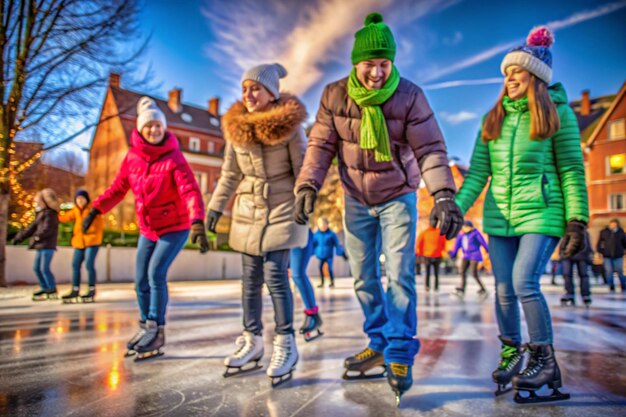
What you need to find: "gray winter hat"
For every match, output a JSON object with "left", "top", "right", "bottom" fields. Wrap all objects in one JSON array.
[
  {"left": 136, "top": 96, "right": 167, "bottom": 131},
  {"left": 241, "top": 63, "right": 287, "bottom": 99}
]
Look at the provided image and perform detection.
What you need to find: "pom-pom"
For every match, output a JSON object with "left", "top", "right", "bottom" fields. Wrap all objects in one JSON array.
[
  {"left": 527, "top": 26, "right": 554, "bottom": 48},
  {"left": 365, "top": 12, "right": 384, "bottom": 25},
  {"left": 273, "top": 63, "right": 288, "bottom": 78}
]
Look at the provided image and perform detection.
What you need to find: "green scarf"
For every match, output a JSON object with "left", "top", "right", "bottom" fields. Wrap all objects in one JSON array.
[{"left": 347, "top": 65, "right": 400, "bottom": 162}]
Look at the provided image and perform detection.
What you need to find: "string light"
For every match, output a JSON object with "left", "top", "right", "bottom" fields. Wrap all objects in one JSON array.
[{"left": 6, "top": 142, "right": 44, "bottom": 228}]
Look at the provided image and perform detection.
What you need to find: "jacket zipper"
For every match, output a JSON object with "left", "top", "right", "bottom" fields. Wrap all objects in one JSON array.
[{"left": 508, "top": 114, "right": 521, "bottom": 235}]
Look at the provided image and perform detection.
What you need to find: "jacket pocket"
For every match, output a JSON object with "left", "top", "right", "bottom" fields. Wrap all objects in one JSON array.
[
  {"left": 541, "top": 173, "right": 550, "bottom": 206},
  {"left": 394, "top": 144, "right": 419, "bottom": 188},
  {"left": 147, "top": 203, "right": 179, "bottom": 231}
]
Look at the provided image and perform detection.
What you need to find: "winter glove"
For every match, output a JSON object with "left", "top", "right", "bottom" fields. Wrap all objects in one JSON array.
[
  {"left": 206, "top": 210, "right": 222, "bottom": 233},
  {"left": 561, "top": 220, "right": 587, "bottom": 259},
  {"left": 82, "top": 208, "right": 101, "bottom": 233},
  {"left": 342, "top": 253, "right": 349, "bottom": 261},
  {"left": 191, "top": 220, "right": 209, "bottom": 254},
  {"left": 294, "top": 187, "right": 317, "bottom": 225},
  {"left": 429, "top": 190, "right": 463, "bottom": 240}
]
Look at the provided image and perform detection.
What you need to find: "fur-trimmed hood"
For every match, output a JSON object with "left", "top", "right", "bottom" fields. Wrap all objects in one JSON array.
[{"left": 222, "top": 94, "right": 307, "bottom": 148}]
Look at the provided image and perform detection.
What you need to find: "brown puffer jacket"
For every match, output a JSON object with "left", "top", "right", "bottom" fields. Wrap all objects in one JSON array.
[
  {"left": 208, "top": 94, "right": 309, "bottom": 256},
  {"left": 296, "top": 77, "right": 455, "bottom": 205}
]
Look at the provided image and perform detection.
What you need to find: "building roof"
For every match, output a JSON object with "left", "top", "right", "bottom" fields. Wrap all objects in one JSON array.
[
  {"left": 569, "top": 93, "right": 616, "bottom": 143},
  {"left": 110, "top": 86, "right": 222, "bottom": 136},
  {"left": 586, "top": 81, "right": 626, "bottom": 148}
]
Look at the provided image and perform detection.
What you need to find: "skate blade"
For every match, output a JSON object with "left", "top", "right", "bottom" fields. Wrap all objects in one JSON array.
[
  {"left": 514, "top": 388, "right": 570, "bottom": 404},
  {"left": 124, "top": 350, "right": 137, "bottom": 358},
  {"left": 342, "top": 366, "right": 387, "bottom": 380},
  {"left": 270, "top": 370, "right": 294, "bottom": 388},
  {"left": 303, "top": 329, "right": 323, "bottom": 342},
  {"left": 494, "top": 383, "right": 512, "bottom": 396},
  {"left": 223, "top": 362, "right": 263, "bottom": 378},
  {"left": 81, "top": 298, "right": 94, "bottom": 303},
  {"left": 134, "top": 350, "right": 163, "bottom": 362},
  {"left": 62, "top": 298, "right": 80, "bottom": 304},
  {"left": 395, "top": 393, "right": 401, "bottom": 407}
]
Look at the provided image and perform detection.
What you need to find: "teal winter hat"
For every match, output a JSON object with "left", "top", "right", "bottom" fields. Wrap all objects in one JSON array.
[{"left": 351, "top": 12, "right": 397, "bottom": 65}]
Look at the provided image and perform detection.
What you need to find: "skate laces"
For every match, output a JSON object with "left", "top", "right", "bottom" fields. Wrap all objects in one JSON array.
[
  {"left": 498, "top": 345, "right": 520, "bottom": 370},
  {"left": 390, "top": 363, "right": 408, "bottom": 377},
  {"left": 234, "top": 335, "right": 254, "bottom": 358},
  {"left": 270, "top": 338, "right": 291, "bottom": 367},
  {"left": 355, "top": 347, "right": 377, "bottom": 361},
  {"left": 521, "top": 348, "right": 544, "bottom": 376}
]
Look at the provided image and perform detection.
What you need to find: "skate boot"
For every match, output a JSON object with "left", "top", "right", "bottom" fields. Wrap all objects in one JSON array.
[
  {"left": 125, "top": 321, "right": 148, "bottom": 357},
  {"left": 32, "top": 289, "right": 47, "bottom": 301},
  {"left": 492, "top": 336, "right": 524, "bottom": 396},
  {"left": 267, "top": 333, "right": 298, "bottom": 387},
  {"left": 452, "top": 288, "right": 465, "bottom": 299},
  {"left": 478, "top": 288, "right": 488, "bottom": 299},
  {"left": 343, "top": 347, "right": 386, "bottom": 380},
  {"left": 582, "top": 295, "right": 592, "bottom": 308},
  {"left": 299, "top": 312, "right": 323, "bottom": 342},
  {"left": 223, "top": 331, "right": 264, "bottom": 378},
  {"left": 46, "top": 289, "right": 58, "bottom": 300},
  {"left": 62, "top": 288, "right": 81, "bottom": 304},
  {"left": 134, "top": 320, "right": 164, "bottom": 361},
  {"left": 560, "top": 294, "right": 575, "bottom": 307},
  {"left": 80, "top": 287, "right": 96, "bottom": 303},
  {"left": 388, "top": 363, "right": 412, "bottom": 407},
  {"left": 512, "top": 344, "right": 570, "bottom": 403}
]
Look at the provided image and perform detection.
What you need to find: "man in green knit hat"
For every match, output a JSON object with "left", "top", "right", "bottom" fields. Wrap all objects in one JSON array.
[{"left": 295, "top": 12, "right": 463, "bottom": 405}]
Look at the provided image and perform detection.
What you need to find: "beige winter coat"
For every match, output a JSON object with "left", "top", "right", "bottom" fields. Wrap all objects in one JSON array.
[{"left": 208, "top": 94, "right": 308, "bottom": 256}]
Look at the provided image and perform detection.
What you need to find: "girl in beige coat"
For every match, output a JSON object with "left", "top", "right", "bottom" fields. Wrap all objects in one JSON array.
[{"left": 207, "top": 63, "right": 307, "bottom": 386}]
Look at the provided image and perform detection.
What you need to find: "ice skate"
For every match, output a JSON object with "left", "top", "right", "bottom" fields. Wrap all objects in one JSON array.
[
  {"left": 452, "top": 288, "right": 465, "bottom": 299},
  {"left": 134, "top": 320, "right": 164, "bottom": 361},
  {"left": 342, "top": 347, "right": 386, "bottom": 380},
  {"left": 33, "top": 289, "right": 57, "bottom": 301},
  {"left": 125, "top": 321, "right": 148, "bottom": 357},
  {"left": 267, "top": 333, "right": 298, "bottom": 387},
  {"left": 560, "top": 294, "right": 575, "bottom": 307},
  {"left": 512, "top": 344, "right": 570, "bottom": 404},
  {"left": 299, "top": 313, "right": 323, "bottom": 342},
  {"left": 223, "top": 331, "right": 264, "bottom": 378},
  {"left": 62, "top": 288, "right": 81, "bottom": 304},
  {"left": 387, "top": 363, "right": 412, "bottom": 407},
  {"left": 80, "top": 287, "right": 96, "bottom": 303},
  {"left": 492, "top": 337, "right": 524, "bottom": 396},
  {"left": 582, "top": 296, "right": 592, "bottom": 308}
]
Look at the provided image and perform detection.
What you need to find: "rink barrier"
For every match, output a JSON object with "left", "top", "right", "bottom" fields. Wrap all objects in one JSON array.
[{"left": 6, "top": 245, "right": 351, "bottom": 285}]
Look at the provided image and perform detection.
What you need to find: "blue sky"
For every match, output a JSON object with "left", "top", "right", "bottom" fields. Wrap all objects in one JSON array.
[{"left": 62, "top": 0, "right": 626, "bottom": 167}]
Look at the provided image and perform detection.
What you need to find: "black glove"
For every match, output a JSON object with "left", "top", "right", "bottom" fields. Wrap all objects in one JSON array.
[
  {"left": 206, "top": 210, "right": 222, "bottom": 233},
  {"left": 82, "top": 208, "right": 101, "bottom": 233},
  {"left": 191, "top": 220, "right": 209, "bottom": 254},
  {"left": 294, "top": 187, "right": 317, "bottom": 225},
  {"left": 429, "top": 190, "right": 463, "bottom": 240},
  {"left": 342, "top": 253, "right": 349, "bottom": 261},
  {"left": 561, "top": 220, "right": 586, "bottom": 258}
]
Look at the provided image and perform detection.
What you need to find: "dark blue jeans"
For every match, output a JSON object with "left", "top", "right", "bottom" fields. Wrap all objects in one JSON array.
[
  {"left": 136, "top": 230, "right": 189, "bottom": 326},
  {"left": 318, "top": 256, "right": 335, "bottom": 284},
  {"left": 242, "top": 249, "right": 293, "bottom": 335},
  {"left": 33, "top": 249, "right": 56, "bottom": 291},
  {"left": 604, "top": 257, "right": 626, "bottom": 290},
  {"left": 344, "top": 192, "right": 419, "bottom": 365},
  {"left": 72, "top": 245, "right": 100, "bottom": 287},
  {"left": 489, "top": 234, "right": 559, "bottom": 345},
  {"left": 290, "top": 244, "right": 316, "bottom": 310}
]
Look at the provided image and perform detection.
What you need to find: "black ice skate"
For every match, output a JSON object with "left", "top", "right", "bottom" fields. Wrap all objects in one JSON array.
[
  {"left": 387, "top": 363, "right": 412, "bottom": 407},
  {"left": 134, "top": 320, "right": 164, "bottom": 361},
  {"left": 582, "top": 296, "right": 592, "bottom": 308},
  {"left": 125, "top": 321, "right": 148, "bottom": 357},
  {"left": 512, "top": 344, "right": 570, "bottom": 404},
  {"left": 33, "top": 289, "right": 57, "bottom": 301},
  {"left": 62, "top": 288, "right": 81, "bottom": 304},
  {"left": 299, "top": 313, "right": 323, "bottom": 342},
  {"left": 560, "top": 294, "right": 575, "bottom": 307},
  {"left": 80, "top": 287, "right": 96, "bottom": 303},
  {"left": 452, "top": 288, "right": 465, "bottom": 299},
  {"left": 492, "top": 337, "right": 524, "bottom": 396},
  {"left": 342, "top": 347, "right": 386, "bottom": 380}
]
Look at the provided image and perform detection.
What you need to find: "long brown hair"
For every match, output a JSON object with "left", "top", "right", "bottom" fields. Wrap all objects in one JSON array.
[{"left": 482, "top": 75, "right": 560, "bottom": 141}]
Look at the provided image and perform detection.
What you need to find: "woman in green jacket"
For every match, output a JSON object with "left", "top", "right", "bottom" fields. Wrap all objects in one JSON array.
[{"left": 455, "top": 27, "right": 588, "bottom": 403}]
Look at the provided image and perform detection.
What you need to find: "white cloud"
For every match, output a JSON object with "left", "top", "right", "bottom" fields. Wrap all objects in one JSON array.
[
  {"left": 442, "top": 31, "right": 463, "bottom": 46},
  {"left": 421, "top": 0, "right": 626, "bottom": 82},
  {"left": 439, "top": 110, "right": 479, "bottom": 124},
  {"left": 423, "top": 77, "right": 503, "bottom": 90}
]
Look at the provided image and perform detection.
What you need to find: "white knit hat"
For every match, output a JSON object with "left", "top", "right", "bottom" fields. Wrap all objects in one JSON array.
[
  {"left": 136, "top": 96, "right": 167, "bottom": 131},
  {"left": 241, "top": 63, "right": 287, "bottom": 99}
]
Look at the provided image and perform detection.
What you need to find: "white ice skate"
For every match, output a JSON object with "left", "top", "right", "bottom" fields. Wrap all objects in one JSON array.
[
  {"left": 223, "top": 331, "right": 264, "bottom": 378},
  {"left": 267, "top": 333, "right": 298, "bottom": 387}
]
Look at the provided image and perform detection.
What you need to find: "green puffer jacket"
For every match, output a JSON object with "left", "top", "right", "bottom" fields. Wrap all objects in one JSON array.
[{"left": 455, "top": 83, "right": 589, "bottom": 238}]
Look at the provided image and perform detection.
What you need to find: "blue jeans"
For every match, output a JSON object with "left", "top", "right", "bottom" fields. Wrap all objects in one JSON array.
[
  {"left": 318, "top": 257, "right": 335, "bottom": 284},
  {"left": 242, "top": 249, "right": 293, "bottom": 335},
  {"left": 489, "top": 234, "right": 559, "bottom": 345},
  {"left": 72, "top": 246, "right": 100, "bottom": 287},
  {"left": 603, "top": 257, "right": 626, "bottom": 290},
  {"left": 33, "top": 249, "right": 56, "bottom": 291},
  {"left": 290, "top": 245, "right": 316, "bottom": 310},
  {"left": 136, "top": 230, "right": 189, "bottom": 326},
  {"left": 343, "top": 192, "right": 419, "bottom": 365}
]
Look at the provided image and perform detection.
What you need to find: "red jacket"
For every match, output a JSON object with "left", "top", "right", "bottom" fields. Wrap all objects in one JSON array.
[
  {"left": 93, "top": 129, "right": 204, "bottom": 241},
  {"left": 416, "top": 227, "right": 446, "bottom": 258}
]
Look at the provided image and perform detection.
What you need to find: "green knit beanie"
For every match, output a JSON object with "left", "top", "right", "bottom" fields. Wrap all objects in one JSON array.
[{"left": 351, "top": 12, "right": 396, "bottom": 65}]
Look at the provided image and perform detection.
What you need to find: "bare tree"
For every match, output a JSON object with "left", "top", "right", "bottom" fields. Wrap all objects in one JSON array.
[{"left": 0, "top": 0, "right": 147, "bottom": 286}]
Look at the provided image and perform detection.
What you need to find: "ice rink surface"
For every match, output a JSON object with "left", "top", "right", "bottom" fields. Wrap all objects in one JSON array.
[{"left": 1, "top": 275, "right": 625, "bottom": 417}]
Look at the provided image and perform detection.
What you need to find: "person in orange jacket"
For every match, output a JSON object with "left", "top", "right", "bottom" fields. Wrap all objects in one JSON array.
[
  {"left": 58, "top": 189, "right": 104, "bottom": 303},
  {"left": 416, "top": 226, "right": 446, "bottom": 292}
]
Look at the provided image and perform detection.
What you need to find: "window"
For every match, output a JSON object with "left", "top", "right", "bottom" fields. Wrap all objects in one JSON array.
[
  {"left": 207, "top": 141, "right": 215, "bottom": 154},
  {"left": 193, "top": 171, "right": 207, "bottom": 194},
  {"left": 189, "top": 137, "right": 201, "bottom": 152},
  {"left": 608, "top": 154, "right": 626, "bottom": 175},
  {"left": 610, "top": 193, "right": 625, "bottom": 210},
  {"left": 608, "top": 119, "right": 625, "bottom": 140}
]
